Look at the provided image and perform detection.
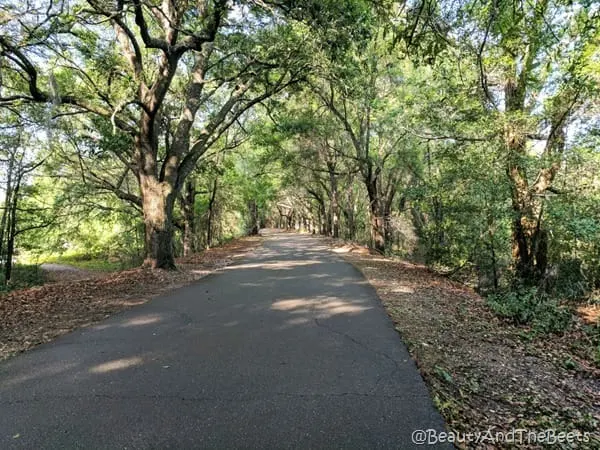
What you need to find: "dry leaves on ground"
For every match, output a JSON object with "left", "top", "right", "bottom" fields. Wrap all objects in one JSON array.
[
  {"left": 0, "top": 236, "right": 261, "bottom": 361},
  {"left": 328, "top": 239, "right": 600, "bottom": 449}
]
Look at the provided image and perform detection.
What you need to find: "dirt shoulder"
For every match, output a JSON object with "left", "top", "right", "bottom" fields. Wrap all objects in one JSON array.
[
  {"left": 0, "top": 236, "right": 261, "bottom": 361},
  {"left": 329, "top": 241, "right": 600, "bottom": 449}
]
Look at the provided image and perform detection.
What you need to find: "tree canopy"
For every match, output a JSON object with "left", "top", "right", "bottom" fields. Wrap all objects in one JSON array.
[{"left": 1, "top": 0, "right": 599, "bottom": 300}]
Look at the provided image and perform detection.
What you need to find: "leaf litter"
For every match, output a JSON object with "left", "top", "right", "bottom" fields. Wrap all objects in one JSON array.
[
  {"left": 326, "top": 238, "right": 600, "bottom": 449},
  {"left": 0, "top": 236, "right": 261, "bottom": 361}
]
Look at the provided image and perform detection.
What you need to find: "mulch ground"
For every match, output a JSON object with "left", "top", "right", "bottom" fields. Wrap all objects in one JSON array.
[
  {"left": 0, "top": 236, "right": 261, "bottom": 361},
  {"left": 329, "top": 241, "right": 600, "bottom": 449}
]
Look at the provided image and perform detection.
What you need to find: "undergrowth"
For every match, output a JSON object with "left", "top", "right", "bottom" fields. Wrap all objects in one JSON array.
[
  {"left": 0, "top": 265, "right": 45, "bottom": 292},
  {"left": 487, "top": 286, "right": 573, "bottom": 334}
]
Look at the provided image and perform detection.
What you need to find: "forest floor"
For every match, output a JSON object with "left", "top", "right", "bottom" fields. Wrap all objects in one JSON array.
[
  {"left": 0, "top": 236, "right": 261, "bottom": 361},
  {"left": 325, "top": 238, "right": 600, "bottom": 449}
]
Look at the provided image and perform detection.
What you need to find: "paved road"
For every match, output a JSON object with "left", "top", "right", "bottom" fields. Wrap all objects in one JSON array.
[{"left": 1, "top": 232, "right": 450, "bottom": 449}]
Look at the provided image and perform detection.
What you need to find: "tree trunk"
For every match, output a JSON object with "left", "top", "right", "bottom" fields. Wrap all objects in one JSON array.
[
  {"left": 328, "top": 163, "right": 340, "bottom": 239},
  {"left": 366, "top": 177, "right": 385, "bottom": 253},
  {"left": 315, "top": 207, "right": 322, "bottom": 234},
  {"left": 141, "top": 176, "right": 177, "bottom": 269},
  {"left": 508, "top": 177, "right": 549, "bottom": 282},
  {"left": 369, "top": 211, "right": 385, "bottom": 253},
  {"left": 344, "top": 208, "right": 356, "bottom": 240},
  {"left": 431, "top": 196, "right": 444, "bottom": 256},
  {"left": 136, "top": 108, "right": 179, "bottom": 270},
  {"left": 0, "top": 153, "right": 14, "bottom": 269},
  {"left": 504, "top": 73, "right": 561, "bottom": 283},
  {"left": 320, "top": 206, "right": 327, "bottom": 235},
  {"left": 248, "top": 199, "right": 259, "bottom": 235},
  {"left": 206, "top": 177, "right": 218, "bottom": 248},
  {"left": 4, "top": 176, "right": 20, "bottom": 284},
  {"left": 383, "top": 207, "right": 393, "bottom": 251},
  {"left": 181, "top": 180, "right": 196, "bottom": 257}
]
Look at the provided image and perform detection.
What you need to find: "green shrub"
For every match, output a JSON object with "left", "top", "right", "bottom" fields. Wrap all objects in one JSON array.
[
  {"left": 582, "top": 325, "right": 600, "bottom": 366},
  {"left": 547, "top": 259, "right": 588, "bottom": 300},
  {"left": 487, "top": 287, "right": 572, "bottom": 334}
]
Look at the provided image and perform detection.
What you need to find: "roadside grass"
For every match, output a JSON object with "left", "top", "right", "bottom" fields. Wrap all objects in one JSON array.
[{"left": 41, "top": 253, "right": 141, "bottom": 271}]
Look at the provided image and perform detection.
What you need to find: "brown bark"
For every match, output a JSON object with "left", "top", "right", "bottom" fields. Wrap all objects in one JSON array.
[
  {"left": 342, "top": 180, "right": 357, "bottom": 240},
  {"left": 365, "top": 175, "right": 385, "bottom": 253},
  {"left": 181, "top": 180, "right": 196, "bottom": 256},
  {"left": 504, "top": 77, "right": 570, "bottom": 282},
  {"left": 507, "top": 139, "right": 558, "bottom": 282},
  {"left": 327, "top": 161, "right": 340, "bottom": 238},
  {"left": 248, "top": 200, "right": 259, "bottom": 235},
  {"left": 505, "top": 106, "right": 544, "bottom": 281},
  {"left": 140, "top": 175, "right": 176, "bottom": 269},
  {"left": 0, "top": 153, "right": 14, "bottom": 269},
  {"left": 206, "top": 176, "right": 219, "bottom": 248},
  {"left": 307, "top": 188, "right": 327, "bottom": 235},
  {"left": 342, "top": 207, "right": 356, "bottom": 240},
  {"left": 4, "top": 176, "right": 20, "bottom": 283},
  {"left": 492, "top": 0, "right": 575, "bottom": 283}
]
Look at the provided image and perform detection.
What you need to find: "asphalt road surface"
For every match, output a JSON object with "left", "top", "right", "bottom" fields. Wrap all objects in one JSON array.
[{"left": 0, "top": 231, "right": 451, "bottom": 449}]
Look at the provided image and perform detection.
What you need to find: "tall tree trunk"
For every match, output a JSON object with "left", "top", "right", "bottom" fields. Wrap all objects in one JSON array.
[
  {"left": 181, "top": 180, "right": 196, "bottom": 256},
  {"left": 505, "top": 73, "right": 539, "bottom": 281},
  {"left": 498, "top": 9, "right": 575, "bottom": 283},
  {"left": 343, "top": 183, "right": 357, "bottom": 240},
  {"left": 0, "top": 153, "right": 14, "bottom": 268},
  {"left": 327, "top": 162, "right": 340, "bottom": 239},
  {"left": 507, "top": 157, "right": 551, "bottom": 282},
  {"left": 248, "top": 199, "right": 259, "bottom": 235},
  {"left": 206, "top": 176, "right": 218, "bottom": 247},
  {"left": 487, "top": 213, "right": 499, "bottom": 291},
  {"left": 383, "top": 206, "right": 393, "bottom": 251},
  {"left": 315, "top": 207, "right": 322, "bottom": 234},
  {"left": 325, "top": 210, "right": 332, "bottom": 236},
  {"left": 136, "top": 110, "right": 179, "bottom": 269},
  {"left": 308, "top": 191, "right": 326, "bottom": 235},
  {"left": 382, "top": 181, "right": 398, "bottom": 253},
  {"left": 4, "top": 176, "right": 20, "bottom": 284},
  {"left": 431, "top": 196, "right": 444, "bottom": 256},
  {"left": 504, "top": 73, "right": 564, "bottom": 283},
  {"left": 365, "top": 176, "right": 385, "bottom": 253},
  {"left": 140, "top": 175, "right": 177, "bottom": 269},
  {"left": 369, "top": 210, "right": 385, "bottom": 253},
  {"left": 343, "top": 207, "right": 356, "bottom": 240}
]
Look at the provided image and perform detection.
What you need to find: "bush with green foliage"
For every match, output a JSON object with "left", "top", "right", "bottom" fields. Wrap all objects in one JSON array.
[{"left": 487, "top": 287, "right": 573, "bottom": 334}]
